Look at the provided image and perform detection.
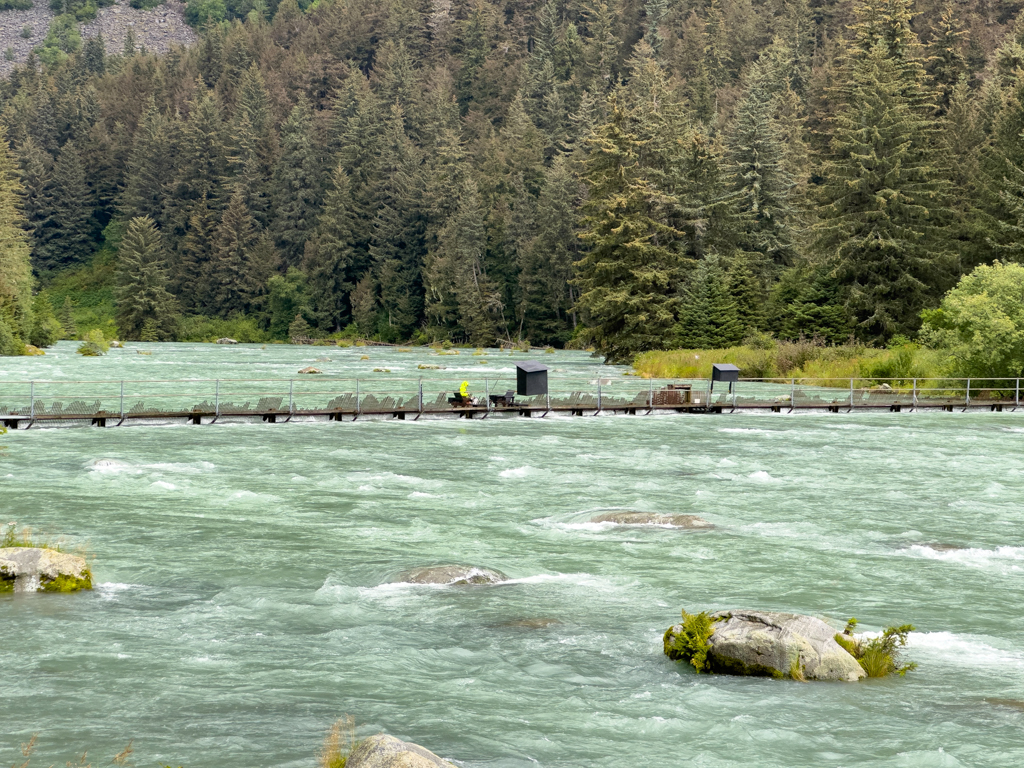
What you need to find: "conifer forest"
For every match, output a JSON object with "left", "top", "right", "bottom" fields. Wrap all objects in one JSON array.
[{"left": 1, "top": 0, "right": 1024, "bottom": 363}]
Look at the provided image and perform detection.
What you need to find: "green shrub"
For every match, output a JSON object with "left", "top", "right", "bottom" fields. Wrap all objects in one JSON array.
[
  {"left": 921, "top": 260, "right": 1024, "bottom": 380},
  {"left": 4, "top": 46, "right": 14, "bottom": 61},
  {"left": 663, "top": 610, "right": 717, "bottom": 673},
  {"left": 129, "top": 0, "right": 164, "bottom": 7},
  {"left": 175, "top": 314, "right": 269, "bottom": 343},
  {"left": 834, "top": 618, "right": 917, "bottom": 678},
  {"left": 77, "top": 328, "right": 110, "bottom": 356},
  {"left": 0, "top": 0, "right": 33, "bottom": 9},
  {"left": 20, "top": 23, "right": 32, "bottom": 37},
  {"left": 184, "top": 0, "right": 225, "bottom": 25}
]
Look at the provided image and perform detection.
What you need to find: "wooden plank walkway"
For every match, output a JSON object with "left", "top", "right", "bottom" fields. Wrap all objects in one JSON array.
[{"left": 0, "top": 377, "right": 1020, "bottom": 428}]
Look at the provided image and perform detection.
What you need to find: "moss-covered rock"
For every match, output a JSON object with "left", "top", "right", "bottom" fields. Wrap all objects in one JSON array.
[
  {"left": 0, "top": 547, "right": 92, "bottom": 594},
  {"left": 664, "top": 609, "right": 865, "bottom": 682},
  {"left": 345, "top": 734, "right": 455, "bottom": 768}
]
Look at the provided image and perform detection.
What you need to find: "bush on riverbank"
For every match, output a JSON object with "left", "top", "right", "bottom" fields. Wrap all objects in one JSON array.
[
  {"left": 634, "top": 337, "right": 943, "bottom": 384},
  {"left": 318, "top": 715, "right": 356, "bottom": 768}
]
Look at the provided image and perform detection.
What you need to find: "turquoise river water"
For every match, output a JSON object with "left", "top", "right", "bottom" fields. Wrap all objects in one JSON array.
[{"left": 2, "top": 343, "right": 1024, "bottom": 768}]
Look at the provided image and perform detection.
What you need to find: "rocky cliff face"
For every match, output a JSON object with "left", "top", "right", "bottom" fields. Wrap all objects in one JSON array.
[{"left": 0, "top": 0, "right": 196, "bottom": 77}]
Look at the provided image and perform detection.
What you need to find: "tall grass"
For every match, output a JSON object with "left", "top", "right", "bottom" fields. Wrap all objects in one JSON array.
[
  {"left": 317, "top": 715, "right": 356, "bottom": 768},
  {"left": 634, "top": 341, "right": 944, "bottom": 385}
]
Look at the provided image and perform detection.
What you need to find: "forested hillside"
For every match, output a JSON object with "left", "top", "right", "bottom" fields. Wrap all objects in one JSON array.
[{"left": 1, "top": 0, "right": 1024, "bottom": 360}]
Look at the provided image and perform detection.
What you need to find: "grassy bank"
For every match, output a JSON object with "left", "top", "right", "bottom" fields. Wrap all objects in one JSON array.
[{"left": 633, "top": 340, "right": 946, "bottom": 385}]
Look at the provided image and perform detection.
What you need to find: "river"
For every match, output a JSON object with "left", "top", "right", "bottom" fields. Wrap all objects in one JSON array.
[{"left": 2, "top": 343, "right": 1023, "bottom": 767}]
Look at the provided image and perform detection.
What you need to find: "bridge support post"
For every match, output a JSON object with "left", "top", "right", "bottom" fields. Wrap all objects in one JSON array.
[
  {"left": 849, "top": 378, "right": 854, "bottom": 412},
  {"left": 29, "top": 381, "right": 34, "bottom": 426},
  {"left": 790, "top": 378, "right": 795, "bottom": 414},
  {"left": 965, "top": 378, "right": 971, "bottom": 411},
  {"left": 597, "top": 383, "right": 602, "bottom": 415},
  {"left": 215, "top": 380, "right": 220, "bottom": 421},
  {"left": 912, "top": 378, "right": 917, "bottom": 411}
]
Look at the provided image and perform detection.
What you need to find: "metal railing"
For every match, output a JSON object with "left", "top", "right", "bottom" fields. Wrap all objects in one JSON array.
[{"left": 0, "top": 376, "right": 1019, "bottom": 428}]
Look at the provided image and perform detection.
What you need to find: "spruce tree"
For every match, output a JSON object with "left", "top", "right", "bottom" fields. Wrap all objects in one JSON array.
[
  {"left": 115, "top": 217, "right": 178, "bottom": 341},
  {"left": 240, "top": 234, "right": 280, "bottom": 319},
  {"left": 16, "top": 138, "right": 52, "bottom": 267},
  {"left": 304, "top": 165, "right": 356, "bottom": 332},
  {"left": 727, "top": 60, "right": 799, "bottom": 270},
  {"left": 30, "top": 294, "right": 62, "bottom": 348},
  {"left": 59, "top": 296, "right": 77, "bottom": 339},
  {"left": 120, "top": 99, "right": 172, "bottom": 225},
  {"left": 272, "top": 98, "right": 322, "bottom": 265},
  {"left": 813, "top": 39, "right": 951, "bottom": 341},
  {"left": 0, "top": 128, "right": 33, "bottom": 351},
  {"left": 36, "top": 140, "right": 93, "bottom": 271},
  {"left": 206, "top": 190, "right": 258, "bottom": 317},
  {"left": 674, "top": 256, "right": 743, "bottom": 349}
]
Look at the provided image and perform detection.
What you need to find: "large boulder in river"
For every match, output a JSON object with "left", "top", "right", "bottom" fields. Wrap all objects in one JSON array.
[
  {"left": 389, "top": 565, "right": 508, "bottom": 585},
  {"left": 664, "top": 610, "right": 865, "bottom": 682},
  {"left": 591, "top": 511, "right": 713, "bottom": 529},
  {"left": 215, "top": 337, "right": 238, "bottom": 344},
  {"left": 0, "top": 548, "right": 93, "bottom": 593},
  {"left": 346, "top": 734, "right": 455, "bottom": 768}
]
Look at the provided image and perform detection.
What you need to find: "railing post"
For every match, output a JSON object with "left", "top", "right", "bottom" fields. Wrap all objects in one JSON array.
[
  {"left": 1017, "top": 378, "right": 1020, "bottom": 409},
  {"left": 29, "top": 381, "right": 34, "bottom": 421},
  {"left": 597, "top": 382, "right": 602, "bottom": 413},
  {"left": 418, "top": 377, "right": 423, "bottom": 414},
  {"left": 485, "top": 377, "right": 491, "bottom": 413},
  {"left": 215, "top": 379, "right": 220, "bottom": 418},
  {"left": 288, "top": 379, "right": 294, "bottom": 415},
  {"left": 912, "top": 378, "right": 917, "bottom": 410},
  {"left": 849, "top": 378, "right": 854, "bottom": 411},
  {"left": 119, "top": 380, "right": 124, "bottom": 421},
  {"left": 649, "top": 378, "right": 654, "bottom": 411},
  {"left": 356, "top": 378, "right": 360, "bottom": 416},
  {"left": 732, "top": 381, "right": 737, "bottom": 412},
  {"left": 790, "top": 378, "right": 795, "bottom": 413},
  {"left": 966, "top": 378, "right": 971, "bottom": 408}
]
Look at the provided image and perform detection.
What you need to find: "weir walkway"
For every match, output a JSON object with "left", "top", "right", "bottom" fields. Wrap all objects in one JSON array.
[{"left": 0, "top": 376, "right": 1021, "bottom": 429}]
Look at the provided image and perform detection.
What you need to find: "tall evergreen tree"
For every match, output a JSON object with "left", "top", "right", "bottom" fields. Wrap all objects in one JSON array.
[
  {"left": 813, "top": 40, "right": 951, "bottom": 341},
  {"left": 303, "top": 165, "right": 356, "bottom": 331},
  {"left": 120, "top": 100, "right": 172, "bottom": 225},
  {"left": 0, "top": 128, "right": 33, "bottom": 352},
  {"left": 115, "top": 217, "right": 178, "bottom": 341},
  {"left": 575, "top": 43, "right": 687, "bottom": 363},
  {"left": 272, "top": 98, "right": 322, "bottom": 265},
  {"left": 674, "top": 255, "right": 743, "bottom": 349},
  {"left": 36, "top": 140, "right": 93, "bottom": 271},
  {"left": 206, "top": 191, "right": 258, "bottom": 317}
]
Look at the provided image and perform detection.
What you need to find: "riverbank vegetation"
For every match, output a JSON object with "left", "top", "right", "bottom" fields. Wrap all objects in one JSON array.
[{"left": 2, "top": 0, "right": 1024, "bottom": 358}]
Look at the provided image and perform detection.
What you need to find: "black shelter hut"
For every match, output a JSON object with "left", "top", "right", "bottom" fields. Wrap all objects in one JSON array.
[
  {"left": 711, "top": 363, "right": 740, "bottom": 394},
  {"left": 516, "top": 360, "right": 549, "bottom": 396}
]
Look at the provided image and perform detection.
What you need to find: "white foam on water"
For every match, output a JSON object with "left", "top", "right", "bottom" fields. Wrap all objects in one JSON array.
[
  {"left": 85, "top": 458, "right": 137, "bottom": 474},
  {"left": 719, "top": 428, "right": 771, "bottom": 434},
  {"left": 746, "top": 470, "right": 782, "bottom": 483},
  {"left": 96, "top": 582, "right": 137, "bottom": 600},
  {"left": 150, "top": 481, "right": 178, "bottom": 490},
  {"left": 408, "top": 491, "right": 438, "bottom": 499},
  {"left": 907, "top": 631, "right": 1024, "bottom": 670},
  {"left": 499, "top": 465, "right": 537, "bottom": 478},
  {"left": 901, "top": 544, "right": 1024, "bottom": 571},
  {"left": 346, "top": 471, "right": 441, "bottom": 488}
]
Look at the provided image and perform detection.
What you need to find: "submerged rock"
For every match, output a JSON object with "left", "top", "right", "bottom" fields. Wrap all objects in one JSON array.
[
  {"left": 664, "top": 610, "right": 865, "bottom": 682},
  {"left": 0, "top": 547, "right": 93, "bottom": 594},
  {"left": 389, "top": 565, "right": 508, "bottom": 585},
  {"left": 215, "top": 337, "right": 238, "bottom": 344},
  {"left": 23, "top": 345, "right": 45, "bottom": 356},
  {"left": 591, "top": 511, "right": 713, "bottom": 529},
  {"left": 298, "top": 366, "right": 323, "bottom": 374},
  {"left": 346, "top": 734, "right": 455, "bottom": 768}
]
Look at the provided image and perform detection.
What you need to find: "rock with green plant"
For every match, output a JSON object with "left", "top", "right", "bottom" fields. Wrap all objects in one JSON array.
[
  {"left": 590, "top": 511, "right": 713, "bottom": 528},
  {"left": 77, "top": 328, "right": 110, "bottom": 356},
  {"left": 388, "top": 565, "right": 508, "bottom": 585},
  {"left": 0, "top": 547, "right": 92, "bottom": 594},
  {"left": 664, "top": 609, "right": 869, "bottom": 681},
  {"left": 344, "top": 734, "right": 456, "bottom": 768}
]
